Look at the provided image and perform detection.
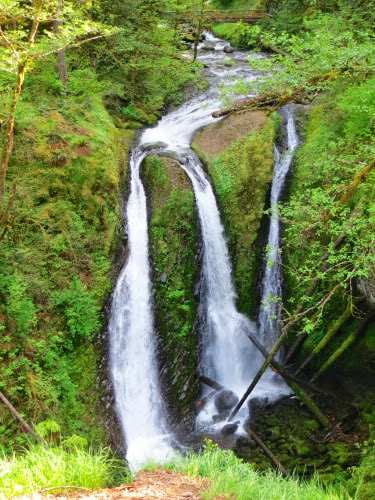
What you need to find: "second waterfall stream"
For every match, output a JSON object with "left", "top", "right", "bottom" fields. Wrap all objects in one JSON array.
[{"left": 109, "top": 33, "right": 298, "bottom": 471}]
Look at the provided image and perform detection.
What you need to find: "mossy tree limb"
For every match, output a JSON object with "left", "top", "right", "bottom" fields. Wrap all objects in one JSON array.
[
  {"left": 212, "top": 70, "right": 342, "bottom": 118},
  {"left": 247, "top": 429, "right": 290, "bottom": 478},
  {"left": 229, "top": 324, "right": 331, "bottom": 428},
  {"left": 0, "top": 390, "right": 41, "bottom": 442},
  {"left": 311, "top": 314, "right": 375, "bottom": 382},
  {"left": 295, "top": 301, "right": 355, "bottom": 376}
]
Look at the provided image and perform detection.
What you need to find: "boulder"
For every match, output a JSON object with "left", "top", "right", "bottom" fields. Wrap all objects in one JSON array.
[
  {"left": 202, "top": 43, "right": 215, "bottom": 51},
  {"left": 214, "top": 390, "right": 239, "bottom": 412},
  {"left": 223, "top": 45, "right": 234, "bottom": 53},
  {"left": 221, "top": 421, "right": 240, "bottom": 435}
]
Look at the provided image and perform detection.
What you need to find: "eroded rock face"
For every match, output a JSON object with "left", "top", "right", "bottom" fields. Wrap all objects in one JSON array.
[
  {"left": 358, "top": 273, "right": 375, "bottom": 310},
  {"left": 215, "top": 390, "right": 239, "bottom": 412},
  {"left": 142, "top": 156, "right": 200, "bottom": 427}
]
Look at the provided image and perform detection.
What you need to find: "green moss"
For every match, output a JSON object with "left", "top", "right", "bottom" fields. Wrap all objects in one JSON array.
[{"left": 143, "top": 156, "right": 199, "bottom": 417}]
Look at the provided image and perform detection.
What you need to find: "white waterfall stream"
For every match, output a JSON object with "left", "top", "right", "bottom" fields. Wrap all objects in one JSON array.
[
  {"left": 109, "top": 32, "right": 294, "bottom": 470},
  {"left": 258, "top": 107, "right": 299, "bottom": 349}
]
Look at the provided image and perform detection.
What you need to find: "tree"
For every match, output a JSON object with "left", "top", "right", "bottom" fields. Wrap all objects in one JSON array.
[{"left": 0, "top": 0, "right": 110, "bottom": 234}]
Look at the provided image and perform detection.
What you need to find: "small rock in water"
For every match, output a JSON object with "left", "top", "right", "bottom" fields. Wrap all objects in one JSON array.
[
  {"left": 202, "top": 43, "right": 215, "bottom": 51},
  {"left": 223, "top": 45, "right": 234, "bottom": 53},
  {"left": 212, "top": 414, "right": 222, "bottom": 423},
  {"left": 221, "top": 421, "right": 240, "bottom": 435},
  {"left": 158, "top": 271, "right": 168, "bottom": 283},
  {"left": 215, "top": 390, "right": 239, "bottom": 412}
]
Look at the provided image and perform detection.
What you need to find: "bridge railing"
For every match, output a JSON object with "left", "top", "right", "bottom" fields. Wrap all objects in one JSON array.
[{"left": 164, "top": 10, "right": 270, "bottom": 22}]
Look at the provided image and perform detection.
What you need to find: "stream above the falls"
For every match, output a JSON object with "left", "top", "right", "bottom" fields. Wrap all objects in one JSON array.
[{"left": 109, "top": 31, "right": 297, "bottom": 471}]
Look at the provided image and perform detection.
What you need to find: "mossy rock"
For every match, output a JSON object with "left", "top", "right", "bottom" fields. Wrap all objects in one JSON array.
[{"left": 142, "top": 156, "right": 200, "bottom": 423}]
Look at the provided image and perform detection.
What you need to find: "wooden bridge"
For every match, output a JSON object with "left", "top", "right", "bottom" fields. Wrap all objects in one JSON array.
[{"left": 164, "top": 10, "right": 269, "bottom": 24}]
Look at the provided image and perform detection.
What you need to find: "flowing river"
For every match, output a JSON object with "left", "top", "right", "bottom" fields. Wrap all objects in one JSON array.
[{"left": 109, "top": 32, "right": 297, "bottom": 471}]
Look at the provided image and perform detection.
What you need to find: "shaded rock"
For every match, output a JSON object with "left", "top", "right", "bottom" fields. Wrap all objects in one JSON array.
[
  {"left": 158, "top": 271, "right": 168, "bottom": 283},
  {"left": 221, "top": 421, "right": 240, "bottom": 435},
  {"left": 202, "top": 43, "right": 215, "bottom": 51},
  {"left": 212, "top": 414, "right": 222, "bottom": 424},
  {"left": 224, "top": 45, "right": 234, "bottom": 53},
  {"left": 215, "top": 390, "right": 239, "bottom": 412}
]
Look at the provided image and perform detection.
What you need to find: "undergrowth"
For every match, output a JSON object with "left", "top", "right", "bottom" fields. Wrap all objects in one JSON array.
[
  {"left": 0, "top": 445, "right": 128, "bottom": 499},
  {"left": 150, "top": 441, "right": 349, "bottom": 500}
]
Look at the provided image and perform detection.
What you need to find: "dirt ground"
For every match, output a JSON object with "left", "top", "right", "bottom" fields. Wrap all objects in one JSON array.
[
  {"left": 193, "top": 109, "right": 267, "bottom": 160},
  {"left": 15, "top": 469, "right": 209, "bottom": 500}
]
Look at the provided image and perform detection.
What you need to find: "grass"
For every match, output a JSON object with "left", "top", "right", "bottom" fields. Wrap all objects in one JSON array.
[
  {"left": 0, "top": 445, "right": 129, "bottom": 499},
  {"left": 157, "top": 442, "right": 348, "bottom": 500}
]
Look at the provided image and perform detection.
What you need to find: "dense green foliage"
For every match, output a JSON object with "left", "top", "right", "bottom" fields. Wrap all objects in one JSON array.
[
  {"left": 1, "top": 0, "right": 375, "bottom": 496},
  {"left": 0, "top": 0, "right": 200, "bottom": 449}
]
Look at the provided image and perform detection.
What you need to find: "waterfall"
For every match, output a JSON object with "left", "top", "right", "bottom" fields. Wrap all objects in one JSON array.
[
  {"left": 181, "top": 155, "right": 261, "bottom": 394},
  {"left": 258, "top": 107, "right": 299, "bottom": 349},
  {"left": 109, "top": 148, "right": 173, "bottom": 471},
  {"left": 109, "top": 32, "right": 291, "bottom": 466}
]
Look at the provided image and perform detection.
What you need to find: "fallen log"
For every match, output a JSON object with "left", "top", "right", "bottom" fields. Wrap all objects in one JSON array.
[
  {"left": 338, "top": 159, "right": 375, "bottom": 207},
  {"left": 0, "top": 391, "right": 41, "bottom": 442},
  {"left": 212, "top": 69, "right": 341, "bottom": 118},
  {"left": 310, "top": 314, "right": 374, "bottom": 382},
  {"left": 199, "top": 375, "right": 225, "bottom": 391},
  {"left": 247, "top": 428, "right": 290, "bottom": 478},
  {"left": 229, "top": 325, "right": 330, "bottom": 428},
  {"left": 239, "top": 325, "right": 334, "bottom": 397},
  {"left": 261, "top": 44, "right": 292, "bottom": 58}
]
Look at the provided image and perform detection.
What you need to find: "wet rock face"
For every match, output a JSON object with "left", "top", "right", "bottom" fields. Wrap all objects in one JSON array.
[{"left": 214, "top": 390, "right": 239, "bottom": 412}]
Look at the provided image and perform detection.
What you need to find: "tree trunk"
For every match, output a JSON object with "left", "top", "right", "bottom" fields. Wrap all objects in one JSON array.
[
  {"left": 193, "top": 0, "right": 204, "bottom": 62},
  {"left": 229, "top": 325, "right": 331, "bottom": 428},
  {"left": 247, "top": 429, "right": 290, "bottom": 477},
  {"left": 212, "top": 69, "right": 341, "bottom": 118},
  {"left": 311, "top": 314, "right": 374, "bottom": 382},
  {"left": 0, "top": 391, "right": 41, "bottom": 442},
  {"left": 199, "top": 375, "right": 225, "bottom": 391},
  {"left": 295, "top": 301, "right": 354, "bottom": 375},
  {"left": 0, "top": 60, "right": 28, "bottom": 207},
  {"left": 53, "top": 0, "right": 68, "bottom": 85}
]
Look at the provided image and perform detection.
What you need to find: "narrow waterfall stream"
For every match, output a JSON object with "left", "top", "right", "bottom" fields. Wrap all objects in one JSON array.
[
  {"left": 109, "top": 149, "right": 173, "bottom": 471},
  {"left": 258, "top": 107, "right": 299, "bottom": 349},
  {"left": 109, "top": 32, "right": 294, "bottom": 470}
]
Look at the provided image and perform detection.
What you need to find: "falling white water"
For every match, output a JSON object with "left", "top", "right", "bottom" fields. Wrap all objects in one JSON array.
[
  {"left": 109, "top": 149, "right": 173, "bottom": 471},
  {"left": 258, "top": 107, "right": 299, "bottom": 348},
  {"left": 109, "top": 33, "right": 290, "bottom": 466}
]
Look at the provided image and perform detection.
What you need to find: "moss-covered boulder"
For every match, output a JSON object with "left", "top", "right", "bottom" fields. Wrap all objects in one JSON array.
[
  {"left": 193, "top": 110, "right": 278, "bottom": 317},
  {"left": 142, "top": 156, "right": 200, "bottom": 424}
]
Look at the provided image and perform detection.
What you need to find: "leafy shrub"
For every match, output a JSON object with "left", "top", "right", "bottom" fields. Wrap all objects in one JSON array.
[{"left": 52, "top": 278, "right": 100, "bottom": 342}]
